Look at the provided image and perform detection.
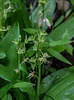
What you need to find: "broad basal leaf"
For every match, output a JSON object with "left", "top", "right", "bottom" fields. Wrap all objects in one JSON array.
[
  {"left": 42, "top": 66, "right": 74, "bottom": 100},
  {"left": 0, "top": 22, "right": 20, "bottom": 82},
  {"left": 0, "top": 64, "right": 16, "bottom": 83},
  {"left": 0, "top": 83, "right": 13, "bottom": 99},
  {"left": 0, "top": 22, "right": 19, "bottom": 69}
]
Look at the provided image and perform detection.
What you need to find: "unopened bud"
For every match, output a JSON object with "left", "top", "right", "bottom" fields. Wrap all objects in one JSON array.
[
  {"left": 45, "top": 18, "right": 51, "bottom": 29},
  {"left": 38, "top": 13, "right": 43, "bottom": 28}
]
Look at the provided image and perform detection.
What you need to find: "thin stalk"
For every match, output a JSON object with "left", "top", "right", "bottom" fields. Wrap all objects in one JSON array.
[
  {"left": 1, "top": 0, "right": 4, "bottom": 38},
  {"left": 18, "top": 54, "right": 21, "bottom": 79},
  {"left": 18, "top": 54, "right": 21, "bottom": 67},
  {"left": 37, "top": 61, "right": 41, "bottom": 100}
]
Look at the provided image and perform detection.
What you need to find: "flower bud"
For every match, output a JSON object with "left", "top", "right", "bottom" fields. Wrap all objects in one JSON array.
[
  {"left": 38, "top": 13, "right": 43, "bottom": 28},
  {"left": 45, "top": 18, "right": 51, "bottom": 29}
]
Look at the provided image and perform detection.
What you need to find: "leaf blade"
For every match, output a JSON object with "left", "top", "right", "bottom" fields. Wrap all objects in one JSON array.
[
  {"left": 47, "top": 48, "right": 71, "bottom": 65},
  {"left": 0, "top": 83, "right": 13, "bottom": 99}
]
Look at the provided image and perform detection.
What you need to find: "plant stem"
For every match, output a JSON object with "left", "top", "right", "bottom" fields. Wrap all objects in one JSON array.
[
  {"left": 18, "top": 54, "right": 21, "bottom": 66},
  {"left": 0, "top": 0, "right": 4, "bottom": 39},
  {"left": 37, "top": 61, "right": 41, "bottom": 100},
  {"left": 18, "top": 54, "right": 21, "bottom": 79}
]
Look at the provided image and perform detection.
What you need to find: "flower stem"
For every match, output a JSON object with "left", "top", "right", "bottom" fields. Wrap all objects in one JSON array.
[
  {"left": 37, "top": 61, "right": 41, "bottom": 100},
  {"left": 18, "top": 54, "right": 21, "bottom": 79},
  {"left": 0, "top": 0, "right": 4, "bottom": 39}
]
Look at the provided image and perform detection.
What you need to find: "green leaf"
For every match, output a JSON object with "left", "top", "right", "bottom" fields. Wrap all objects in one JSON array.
[
  {"left": 7, "top": 94, "right": 12, "bottom": 100},
  {"left": 54, "top": 45, "right": 65, "bottom": 52},
  {"left": 1, "top": 94, "right": 7, "bottom": 100},
  {"left": 50, "top": 39, "right": 72, "bottom": 47},
  {"left": 0, "top": 83, "right": 13, "bottom": 99},
  {"left": 13, "top": 82, "right": 35, "bottom": 88},
  {"left": 65, "top": 9, "right": 72, "bottom": 18},
  {"left": 62, "top": 30, "right": 70, "bottom": 40},
  {"left": 22, "top": 3, "right": 32, "bottom": 28},
  {"left": 8, "top": 0, "right": 31, "bottom": 28},
  {"left": 25, "top": 48, "right": 35, "bottom": 57},
  {"left": 42, "top": 66, "right": 74, "bottom": 100},
  {"left": 53, "top": 15, "right": 64, "bottom": 28},
  {"left": 30, "top": 63, "right": 36, "bottom": 70},
  {"left": 20, "top": 87, "right": 36, "bottom": 100},
  {"left": 19, "top": 64, "right": 28, "bottom": 75},
  {"left": 49, "top": 67, "right": 56, "bottom": 73},
  {"left": 13, "top": 89, "right": 27, "bottom": 100},
  {"left": 23, "top": 28, "right": 38, "bottom": 35},
  {"left": 0, "top": 52, "right": 6, "bottom": 59},
  {"left": 65, "top": 44, "right": 73, "bottom": 55},
  {"left": 48, "top": 17, "right": 74, "bottom": 40},
  {"left": 70, "top": 0, "right": 74, "bottom": 5},
  {"left": 0, "top": 22, "right": 19, "bottom": 69},
  {"left": 39, "top": 42, "right": 50, "bottom": 48},
  {"left": 0, "top": 22, "right": 20, "bottom": 83},
  {"left": 0, "top": 64, "right": 16, "bottom": 83},
  {"left": 47, "top": 48, "right": 71, "bottom": 65}
]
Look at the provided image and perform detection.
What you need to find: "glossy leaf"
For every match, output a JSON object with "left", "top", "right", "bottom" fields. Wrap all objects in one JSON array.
[
  {"left": 42, "top": 66, "right": 74, "bottom": 100},
  {"left": 0, "top": 64, "right": 16, "bottom": 82},
  {"left": 0, "top": 83, "right": 13, "bottom": 99},
  {"left": 13, "top": 82, "right": 35, "bottom": 88},
  {"left": 0, "top": 22, "right": 20, "bottom": 83},
  {"left": 0, "top": 22, "right": 19, "bottom": 69},
  {"left": 47, "top": 48, "right": 71, "bottom": 65}
]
